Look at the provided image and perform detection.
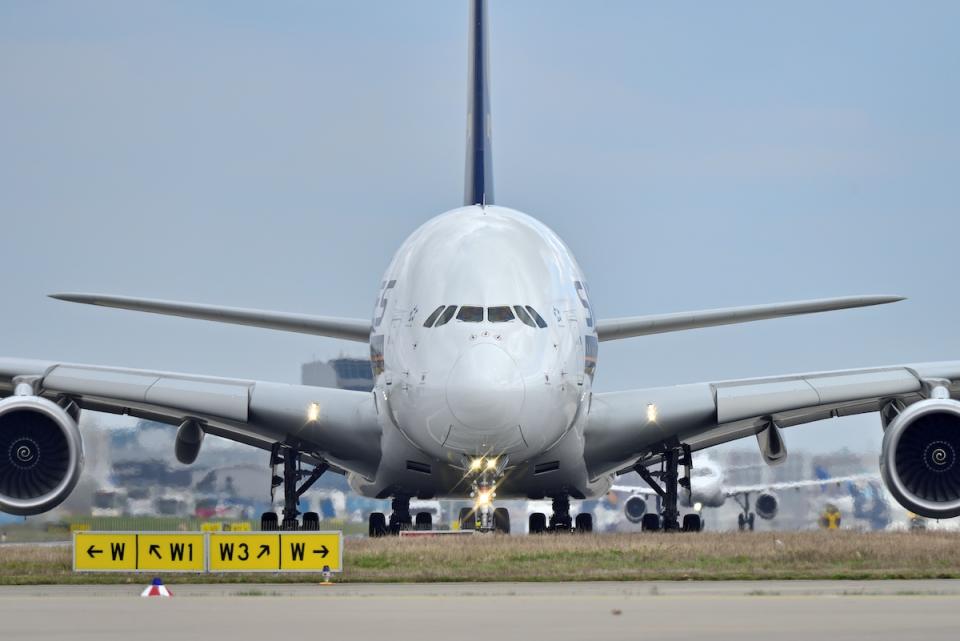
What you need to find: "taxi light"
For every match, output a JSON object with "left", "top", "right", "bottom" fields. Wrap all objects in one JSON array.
[
  {"left": 476, "top": 490, "right": 494, "bottom": 506},
  {"left": 646, "top": 403, "right": 658, "bottom": 423}
]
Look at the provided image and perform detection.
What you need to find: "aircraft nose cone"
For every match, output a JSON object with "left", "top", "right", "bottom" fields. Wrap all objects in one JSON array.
[{"left": 446, "top": 343, "right": 525, "bottom": 430}]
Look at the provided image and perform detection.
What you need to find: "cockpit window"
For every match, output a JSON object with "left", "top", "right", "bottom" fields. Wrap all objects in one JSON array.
[
  {"left": 513, "top": 305, "right": 536, "bottom": 327},
  {"left": 525, "top": 306, "right": 548, "bottom": 328},
  {"left": 434, "top": 305, "right": 457, "bottom": 326},
  {"left": 456, "top": 306, "right": 484, "bottom": 322},
  {"left": 423, "top": 305, "right": 446, "bottom": 327},
  {"left": 487, "top": 306, "right": 515, "bottom": 322}
]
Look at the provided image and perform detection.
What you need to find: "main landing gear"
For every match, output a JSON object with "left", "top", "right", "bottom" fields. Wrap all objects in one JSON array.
[
  {"left": 527, "top": 495, "right": 593, "bottom": 534},
  {"left": 368, "top": 496, "right": 427, "bottom": 537},
  {"left": 632, "top": 444, "right": 702, "bottom": 533},
  {"left": 734, "top": 493, "right": 756, "bottom": 531},
  {"left": 259, "top": 443, "right": 328, "bottom": 531}
]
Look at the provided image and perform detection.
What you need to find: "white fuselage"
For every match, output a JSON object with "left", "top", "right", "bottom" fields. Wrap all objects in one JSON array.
[{"left": 353, "top": 205, "right": 599, "bottom": 499}]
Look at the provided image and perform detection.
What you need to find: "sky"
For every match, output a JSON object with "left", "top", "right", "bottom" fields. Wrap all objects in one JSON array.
[{"left": 1, "top": 1, "right": 959, "bottom": 456}]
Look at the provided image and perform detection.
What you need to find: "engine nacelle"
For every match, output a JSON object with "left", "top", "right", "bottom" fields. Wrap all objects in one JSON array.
[
  {"left": 624, "top": 495, "right": 647, "bottom": 524},
  {"left": 755, "top": 492, "right": 779, "bottom": 520},
  {"left": 0, "top": 396, "right": 84, "bottom": 515},
  {"left": 881, "top": 398, "right": 960, "bottom": 519}
]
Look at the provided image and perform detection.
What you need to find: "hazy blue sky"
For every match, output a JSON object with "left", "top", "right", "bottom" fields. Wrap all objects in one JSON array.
[{"left": 1, "top": 1, "right": 958, "bottom": 455}]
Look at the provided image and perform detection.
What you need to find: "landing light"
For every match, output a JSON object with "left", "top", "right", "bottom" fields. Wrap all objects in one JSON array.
[
  {"left": 307, "top": 403, "right": 321, "bottom": 422},
  {"left": 470, "top": 458, "right": 484, "bottom": 472},
  {"left": 476, "top": 490, "right": 494, "bottom": 506},
  {"left": 486, "top": 458, "right": 498, "bottom": 471},
  {"left": 694, "top": 502, "right": 703, "bottom": 513},
  {"left": 646, "top": 403, "right": 658, "bottom": 423}
]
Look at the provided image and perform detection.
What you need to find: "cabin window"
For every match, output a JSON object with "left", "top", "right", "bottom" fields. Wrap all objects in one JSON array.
[
  {"left": 423, "top": 305, "right": 446, "bottom": 327},
  {"left": 513, "top": 305, "right": 536, "bottom": 327},
  {"left": 434, "top": 305, "right": 458, "bottom": 326},
  {"left": 525, "top": 306, "right": 548, "bottom": 328},
  {"left": 487, "top": 306, "right": 515, "bottom": 322},
  {"left": 456, "top": 306, "right": 484, "bottom": 322}
]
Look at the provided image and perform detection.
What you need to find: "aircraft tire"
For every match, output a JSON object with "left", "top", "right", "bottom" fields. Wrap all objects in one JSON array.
[
  {"left": 575, "top": 512, "right": 593, "bottom": 533},
  {"left": 528, "top": 512, "right": 547, "bottom": 534},
  {"left": 369, "top": 512, "right": 387, "bottom": 537},
  {"left": 494, "top": 507, "right": 510, "bottom": 534},
  {"left": 302, "top": 512, "right": 320, "bottom": 530},
  {"left": 641, "top": 513, "right": 661, "bottom": 532},
  {"left": 459, "top": 507, "right": 476, "bottom": 531},
  {"left": 682, "top": 514, "right": 702, "bottom": 532},
  {"left": 260, "top": 512, "right": 278, "bottom": 531},
  {"left": 415, "top": 511, "right": 433, "bottom": 531}
]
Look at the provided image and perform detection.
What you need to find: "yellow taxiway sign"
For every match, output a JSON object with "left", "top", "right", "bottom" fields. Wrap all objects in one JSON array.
[
  {"left": 73, "top": 532, "right": 138, "bottom": 572},
  {"left": 73, "top": 530, "right": 342, "bottom": 573},
  {"left": 209, "top": 532, "right": 281, "bottom": 572},
  {"left": 279, "top": 532, "right": 342, "bottom": 572}
]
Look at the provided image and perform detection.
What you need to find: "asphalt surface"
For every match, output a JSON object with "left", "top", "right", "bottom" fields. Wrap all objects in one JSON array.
[{"left": 1, "top": 581, "right": 958, "bottom": 640}]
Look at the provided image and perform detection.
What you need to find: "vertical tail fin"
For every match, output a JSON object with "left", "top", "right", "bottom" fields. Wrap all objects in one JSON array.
[{"left": 464, "top": 0, "right": 494, "bottom": 206}]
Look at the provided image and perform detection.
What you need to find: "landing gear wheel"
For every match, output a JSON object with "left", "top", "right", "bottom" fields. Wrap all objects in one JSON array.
[
  {"left": 575, "top": 513, "right": 593, "bottom": 533},
  {"left": 493, "top": 507, "right": 510, "bottom": 534},
  {"left": 302, "top": 512, "right": 320, "bottom": 530},
  {"left": 529, "top": 512, "right": 547, "bottom": 534},
  {"left": 737, "top": 513, "right": 746, "bottom": 531},
  {"left": 641, "top": 513, "right": 661, "bottom": 532},
  {"left": 747, "top": 512, "right": 755, "bottom": 531},
  {"left": 459, "top": 507, "right": 476, "bottom": 531},
  {"left": 260, "top": 512, "right": 278, "bottom": 531},
  {"left": 682, "top": 514, "right": 702, "bottom": 532},
  {"left": 369, "top": 512, "right": 387, "bottom": 538},
  {"left": 415, "top": 512, "right": 433, "bottom": 531},
  {"left": 282, "top": 517, "right": 299, "bottom": 531}
]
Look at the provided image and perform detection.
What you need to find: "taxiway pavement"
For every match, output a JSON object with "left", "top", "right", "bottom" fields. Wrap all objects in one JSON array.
[{"left": 1, "top": 580, "right": 957, "bottom": 641}]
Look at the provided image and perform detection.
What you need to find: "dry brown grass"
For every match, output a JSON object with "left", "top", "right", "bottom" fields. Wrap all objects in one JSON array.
[{"left": 2, "top": 531, "right": 960, "bottom": 584}]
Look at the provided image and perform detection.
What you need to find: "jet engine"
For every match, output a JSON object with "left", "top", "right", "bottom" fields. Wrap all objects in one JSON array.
[
  {"left": 0, "top": 395, "right": 84, "bottom": 515},
  {"left": 755, "top": 492, "right": 779, "bottom": 520},
  {"left": 881, "top": 398, "right": 960, "bottom": 519},
  {"left": 624, "top": 495, "right": 647, "bottom": 524}
]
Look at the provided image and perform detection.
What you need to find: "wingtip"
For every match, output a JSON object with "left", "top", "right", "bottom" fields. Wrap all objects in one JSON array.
[{"left": 49, "top": 292, "right": 94, "bottom": 303}]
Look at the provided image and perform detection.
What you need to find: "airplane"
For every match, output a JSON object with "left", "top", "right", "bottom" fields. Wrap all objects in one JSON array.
[
  {"left": 612, "top": 458, "right": 878, "bottom": 531},
  {"left": 2, "top": 0, "right": 960, "bottom": 536}
]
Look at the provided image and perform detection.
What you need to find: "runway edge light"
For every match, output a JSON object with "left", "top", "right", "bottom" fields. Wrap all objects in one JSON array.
[{"left": 141, "top": 577, "right": 172, "bottom": 598}]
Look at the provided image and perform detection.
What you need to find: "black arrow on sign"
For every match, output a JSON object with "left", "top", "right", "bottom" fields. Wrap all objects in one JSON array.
[
  {"left": 312, "top": 545, "right": 329, "bottom": 558},
  {"left": 257, "top": 545, "right": 270, "bottom": 559},
  {"left": 149, "top": 544, "right": 162, "bottom": 559},
  {"left": 86, "top": 545, "right": 103, "bottom": 558}
]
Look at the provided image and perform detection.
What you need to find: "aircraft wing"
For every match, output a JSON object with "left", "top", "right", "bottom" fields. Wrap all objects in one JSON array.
[
  {"left": 0, "top": 357, "right": 382, "bottom": 478},
  {"left": 609, "top": 485, "right": 658, "bottom": 495},
  {"left": 584, "top": 360, "right": 960, "bottom": 477},
  {"left": 723, "top": 473, "right": 881, "bottom": 497},
  {"left": 49, "top": 293, "right": 372, "bottom": 342},
  {"left": 595, "top": 295, "right": 902, "bottom": 341}
]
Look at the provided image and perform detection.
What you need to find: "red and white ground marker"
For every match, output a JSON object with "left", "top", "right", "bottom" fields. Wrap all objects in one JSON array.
[{"left": 141, "top": 577, "right": 173, "bottom": 597}]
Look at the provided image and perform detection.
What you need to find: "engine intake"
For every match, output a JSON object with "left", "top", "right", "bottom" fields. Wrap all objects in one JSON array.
[
  {"left": 881, "top": 398, "right": 960, "bottom": 519},
  {"left": 0, "top": 396, "right": 83, "bottom": 515},
  {"left": 624, "top": 495, "right": 647, "bottom": 524},
  {"left": 755, "top": 492, "right": 779, "bottom": 520}
]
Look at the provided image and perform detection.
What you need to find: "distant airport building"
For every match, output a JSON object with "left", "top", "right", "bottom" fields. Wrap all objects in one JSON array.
[{"left": 302, "top": 357, "right": 374, "bottom": 392}]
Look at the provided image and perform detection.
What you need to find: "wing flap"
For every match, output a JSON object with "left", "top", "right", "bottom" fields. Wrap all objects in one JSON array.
[
  {"left": 44, "top": 364, "right": 252, "bottom": 422},
  {"left": 715, "top": 368, "right": 920, "bottom": 424}
]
